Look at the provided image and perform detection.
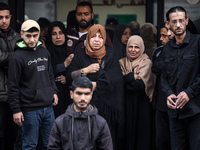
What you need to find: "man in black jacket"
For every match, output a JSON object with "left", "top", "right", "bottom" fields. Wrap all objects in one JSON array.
[
  {"left": 152, "top": 23, "right": 171, "bottom": 150},
  {"left": 8, "top": 19, "right": 58, "bottom": 150},
  {"left": 48, "top": 77, "right": 113, "bottom": 150},
  {"left": 161, "top": 6, "right": 200, "bottom": 150},
  {"left": 0, "top": 2, "right": 21, "bottom": 149}
]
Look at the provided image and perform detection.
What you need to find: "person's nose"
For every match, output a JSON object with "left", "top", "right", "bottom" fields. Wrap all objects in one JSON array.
[
  {"left": 80, "top": 94, "right": 85, "bottom": 100},
  {"left": 2, "top": 17, "right": 6, "bottom": 23},
  {"left": 81, "top": 14, "right": 86, "bottom": 20},
  {"left": 94, "top": 36, "right": 100, "bottom": 41},
  {"left": 160, "top": 36, "right": 163, "bottom": 41},
  {"left": 176, "top": 21, "right": 181, "bottom": 27},
  {"left": 30, "top": 36, "right": 35, "bottom": 42},
  {"left": 56, "top": 33, "right": 60, "bottom": 39}
]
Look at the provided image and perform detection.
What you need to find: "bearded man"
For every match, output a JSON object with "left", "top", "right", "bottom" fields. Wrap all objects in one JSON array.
[
  {"left": 66, "top": 1, "right": 112, "bottom": 56},
  {"left": 161, "top": 6, "right": 200, "bottom": 150}
]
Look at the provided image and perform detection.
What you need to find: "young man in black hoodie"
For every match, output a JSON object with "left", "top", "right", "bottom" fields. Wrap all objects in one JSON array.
[
  {"left": 48, "top": 77, "right": 113, "bottom": 150},
  {"left": 7, "top": 19, "right": 58, "bottom": 150}
]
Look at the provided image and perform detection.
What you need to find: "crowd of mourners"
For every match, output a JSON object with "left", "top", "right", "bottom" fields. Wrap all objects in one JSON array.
[{"left": 1, "top": 1, "right": 200, "bottom": 150}]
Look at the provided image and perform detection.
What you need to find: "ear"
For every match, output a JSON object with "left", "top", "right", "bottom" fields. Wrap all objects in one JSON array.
[
  {"left": 185, "top": 18, "right": 189, "bottom": 26},
  {"left": 70, "top": 90, "right": 73, "bottom": 99},
  {"left": 20, "top": 31, "right": 23, "bottom": 38},
  {"left": 92, "top": 12, "right": 94, "bottom": 20},
  {"left": 165, "top": 21, "right": 170, "bottom": 29}
]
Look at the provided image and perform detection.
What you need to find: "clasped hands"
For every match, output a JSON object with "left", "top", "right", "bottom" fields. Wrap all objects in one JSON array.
[{"left": 167, "top": 91, "right": 189, "bottom": 109}]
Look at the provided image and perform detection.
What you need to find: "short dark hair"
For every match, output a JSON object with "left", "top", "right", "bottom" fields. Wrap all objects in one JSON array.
[
  {"left": 0, "top": 2, "right": 10, "bottom": 12},
  {"left": 106, "top": 17, "right": 119, "bottom": 26},
  {"left": 166, "top": 6, "right": 187, "bottom": 21},
  {"left": 160, "top": 23, "right": 168, "bottom": 31},
  {"left": 75, "top": 1, "right": 93, "bottom": 13},
  {"left": 71, "top": 77, "right": 93, "bottom": 91}
]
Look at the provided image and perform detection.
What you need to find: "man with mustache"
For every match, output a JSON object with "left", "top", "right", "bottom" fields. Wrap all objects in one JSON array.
[
  {"left": 48, "top": 77, "right": 113, "bottom": 150},
  {"left": 0, "top": 2, "right": 21, "bottom": 149},
  {"left": 161, "top": 6, "right": 200, "bottom": 150},
  {"left": 7, "top": 19, "right": 58, "bottom": 150},
  {"left": 66, "top": 1, "right": 112, "bottom": 56}
]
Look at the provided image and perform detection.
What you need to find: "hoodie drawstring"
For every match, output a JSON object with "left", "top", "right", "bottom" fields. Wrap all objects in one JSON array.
[
  {"left": 72, "top": 115, "right": 74, "bottom": 140},
  {"left": 88, "top": 115, "right": 91, "bottom": 139}
]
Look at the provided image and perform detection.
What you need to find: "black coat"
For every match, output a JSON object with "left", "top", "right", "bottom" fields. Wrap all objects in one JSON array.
[
  {"left": 123, "top": 72, "right": 153, "bottom": 150},
  {"left": 66, "top": 46, "right": 125, "bottom": 149},
  {"left": 48, "top": 104, "right": 113, "bottom": 150}
]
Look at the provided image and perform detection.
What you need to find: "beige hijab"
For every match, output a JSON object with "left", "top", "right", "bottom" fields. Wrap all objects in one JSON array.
[
  {"left": 119, "top": 35, "right": 156, "bottom": 101},
  {"left": 85, "top": 24, "right": 106, "bottom": 63}
]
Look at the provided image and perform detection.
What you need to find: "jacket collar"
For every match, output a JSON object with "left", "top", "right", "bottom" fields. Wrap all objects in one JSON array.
[{"left": 171, "top": 30, "right": 191, "bottom": 48}]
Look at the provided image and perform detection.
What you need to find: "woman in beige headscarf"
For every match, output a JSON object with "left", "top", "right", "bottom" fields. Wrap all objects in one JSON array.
[{"left": 119, "top": 35, "right": 156, "bottom": 150}]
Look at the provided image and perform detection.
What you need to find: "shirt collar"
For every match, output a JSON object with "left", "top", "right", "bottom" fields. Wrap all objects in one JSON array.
[{"left": 171, "top": 30, "right": 191, "bottom": 48}]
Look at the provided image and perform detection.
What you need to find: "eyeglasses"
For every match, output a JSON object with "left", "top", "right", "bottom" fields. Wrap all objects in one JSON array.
[{"left": 170, "top": 19, "right": 186, "bottom": 25}]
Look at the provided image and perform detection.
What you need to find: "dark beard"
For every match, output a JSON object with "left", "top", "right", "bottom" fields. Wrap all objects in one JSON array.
[
  {"left": 73, "top": 100, "right": 89, "bottom": 111},
  {"left": 23, "top": 41, "right": 37, "bottom": 49},
  {"left": 171, "top": 27, "right": 186, "bottom": 36},
  {"left": 78, "top": 19, "right": 92, "bottom": 29}
]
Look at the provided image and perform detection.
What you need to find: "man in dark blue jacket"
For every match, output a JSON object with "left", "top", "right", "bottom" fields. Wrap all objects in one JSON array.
[{"left": 48, "top": 77, "right": 113, "bottom": 150}]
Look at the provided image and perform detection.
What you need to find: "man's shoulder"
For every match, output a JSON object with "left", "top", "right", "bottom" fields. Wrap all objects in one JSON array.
[
  {"left": 66, "top": 25, "right": 79, "bottom": 36},
  {"left": 153, "top": 45, "right": 163, "bottom": 55},
  {"left": 94, "top": 114, "right": 107, "bottom": 126},
  {"left": 8, "top": 28, "right": 21, "bottom": 39}
]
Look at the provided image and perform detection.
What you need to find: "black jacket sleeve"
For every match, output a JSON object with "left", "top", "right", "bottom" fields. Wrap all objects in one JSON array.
[
  {"left": 96, "top": 121, "right": 114, "bottom": 150},
  {"left": 48, "top": 121, "right": 62, "bottom": 149},
  {"left": 124, "top": 72, "right": 145, "bottom": 91},
  {"left": 7, "top": 55, "right": 22, "bottom": 113},
  {"left": 47, "top": 52, "right": 58, "bottom": 93}
]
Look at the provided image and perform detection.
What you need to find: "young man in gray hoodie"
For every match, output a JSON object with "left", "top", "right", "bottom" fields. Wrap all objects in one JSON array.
[{"left": 48, "top": 77, "right": 113, "bottom": 150}]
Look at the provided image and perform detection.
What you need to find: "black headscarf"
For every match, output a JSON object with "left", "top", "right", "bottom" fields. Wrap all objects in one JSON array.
[
  {"left": 46, "top": 21, "right": 67, "bottom": 66},
  {"left": 113, "top": 24, "right": 130, "bottom": 60}
]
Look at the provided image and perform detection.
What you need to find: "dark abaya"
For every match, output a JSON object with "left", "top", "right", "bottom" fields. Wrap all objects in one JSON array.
[
  {"left": 113, "top": 24, "right": 130, "bottom": 60},
  {"left": 124, "top": 72, "right": 153, "bottom": 150},
  {"left": 66, "top": 47, "right": 125, "bottom": 150},
  {"left": 46, "top": 21, "right": 71, "bottom": 118}
]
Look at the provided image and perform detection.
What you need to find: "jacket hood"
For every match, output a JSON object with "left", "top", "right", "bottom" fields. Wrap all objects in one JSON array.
[
  {"left": 65, "top": 103, "right": 98, "bottom": 140},
  {"left": 65, "top": 103, "right": 98, "bottom": 118},
  {"left": 15, "top": 39, "right": 43, "bottom": 51}
]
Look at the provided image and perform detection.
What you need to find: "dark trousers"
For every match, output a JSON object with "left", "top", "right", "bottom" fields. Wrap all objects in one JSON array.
[
  {"left": 0, "top": 102, "right": 18, "bottom": 150},
  {"left": 156, "top": 110, "right": 171, "bottom": 150},
  {"left": 169, "top": 113, "right": 200, "bottom": 150}
]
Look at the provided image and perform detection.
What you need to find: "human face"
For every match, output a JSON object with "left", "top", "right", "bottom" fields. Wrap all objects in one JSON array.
[
  {"left": 121, "top": 27, "right": 132, "bottom": 45},
  {"left": 160, "top": 27, "right": 169, "bottom": 45},
  {"left": 70, "top": 87, "right": 93, "bottom": 112},
  {"left": 127, "top": 43, "right": 141, "bottom": 60},
  {"left": 0, "top": 10, "right": 11, "bottom": 30},
  {"left": 51, "top": 26, "right": 65, "bottom": 46},
  {"left": 89, "top": 32, "right": 104, "bottom": 51},
  {"left": 20, "top": 31, "right": 40, "bottom": 50},
  {"left": 76, "top": 6, "right": 94, "bottom": 29},
  {"left": 168, "top": 11, "right": 188, "bottom": 36}
]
